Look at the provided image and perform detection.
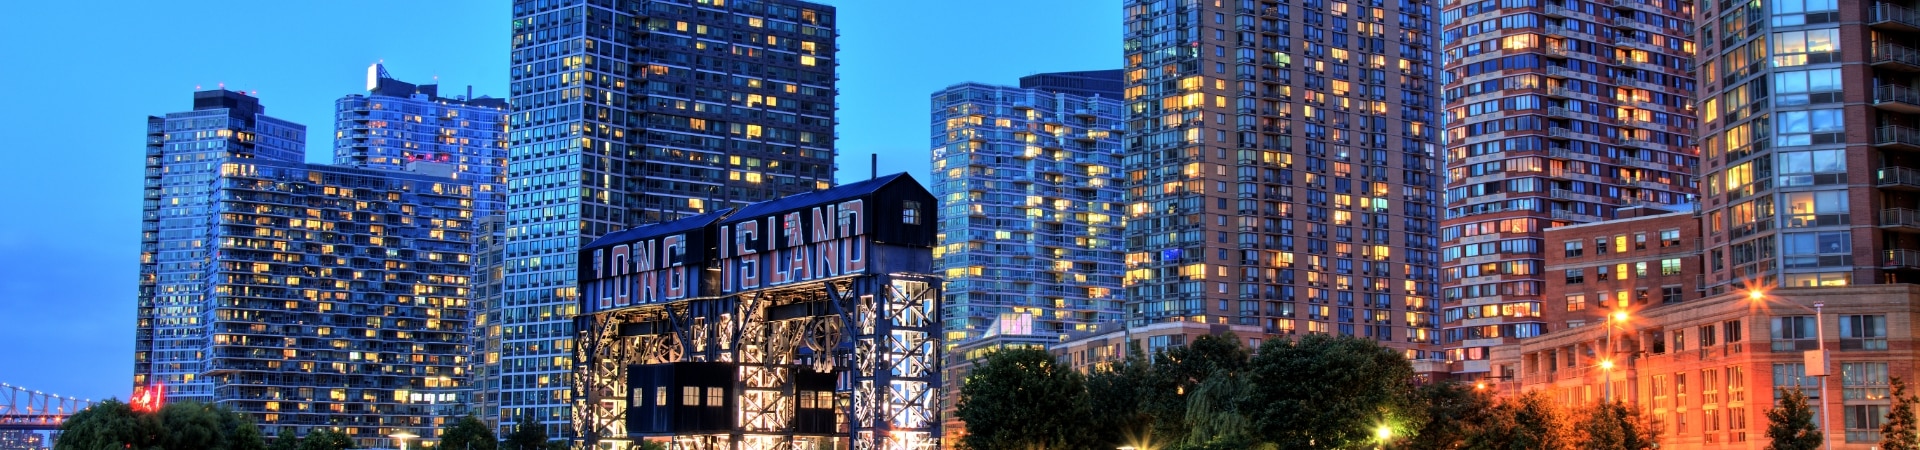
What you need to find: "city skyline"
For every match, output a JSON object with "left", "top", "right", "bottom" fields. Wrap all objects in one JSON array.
[{"left": 0, "top": 0, "right": 1120, "bottom": 404}]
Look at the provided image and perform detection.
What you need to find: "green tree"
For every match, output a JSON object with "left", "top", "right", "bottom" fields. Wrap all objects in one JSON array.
[
  {"left": 1575, "top": 401, "right": 1660, "bottom": 450},
  {"left": 1767, "top": 388, "right": 1824, "bottom": 450},
  {"left": 1244, "top": 334, "right": 1421, "bottom": 449},
  {"left": 1402, "top": 382, "right": 1496, "bottom": 450},
  {"left": 1468, "top": 391, "right": 1571, "bottom": 450},
  {"left": 1085, "top": 355, "right": 1154, "bottom": 449},
  {"left": 502, "top": 414, "right": 551, "bottom": 450},
  {"left": 1887, "top": 377, "right": 1920, "bottom": 450},
  {"left": 635, "top": 440, "right": 667, "bottom": 450},
  {"left": 954, "top": 347, "right": 1091, "bottom": 450},
  {"left": 439, "top": 415, "right": 499, "bottom": 450},
  {"left": 1140, "top": 333, "right": 1249, "bottom": 447},
  {"left": 1181, "top": 370, "right": 1266, "bottom": 450},
  {"left": 57, "top": 400, "right": 265, "bottom": 450},
  {"left": 54, "top": 399, "right": 153, "bottom": 450},
  {"left": 296, "top": 428, "right": 355, "bottom": 450},
  {"left": 268, "top": 435, "right": 300, "bottom": 450}
]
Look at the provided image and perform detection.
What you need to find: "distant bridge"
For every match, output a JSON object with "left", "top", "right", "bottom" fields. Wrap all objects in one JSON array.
[{"left": 0, "top": 383, "right": 97, "bottom": 431}]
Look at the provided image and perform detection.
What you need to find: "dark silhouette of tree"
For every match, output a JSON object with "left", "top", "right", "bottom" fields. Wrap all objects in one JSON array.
[
  {"left": 296, "top": 428, "right": 355, "bottom": 450},
  {"left": 1766, "top": 388, "right": 1823, "bottom": 450},
  {"left": 439, "top": 415, "right": 498, "bottom": 450},
  {"left": 1141, "top": 333, "right": 1249, "bottom": 446},
  {"left": 1402, "top": 382, "right": 1496, "bottom": 450},
  {"left": 954, "top": 347, "right": 1092, "bottom": 450},
  {"left": 1244, "top": 334, "right": 1421, "bottom": 449},
  {"left": 56, "top": 400, "right": 265, "bottom": 450},
  {"left": 1085, "top": 353, "right": 1154, "bottom": 449},
  {"left": 502, "top": 414, "right": 551, "bottom": 450}
]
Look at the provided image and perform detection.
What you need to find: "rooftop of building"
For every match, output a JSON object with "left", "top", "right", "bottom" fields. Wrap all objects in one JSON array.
[{"left": 354, "top": 63, "right": 507, "bottom": 109}]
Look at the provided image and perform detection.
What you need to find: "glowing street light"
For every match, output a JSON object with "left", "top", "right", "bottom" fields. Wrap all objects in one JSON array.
[
  {"left": 389, "top": 431, "right": 418, "bottom": 450},
  {"left": 1603, "top": 309, "right": 1627, "bottom": 402}
]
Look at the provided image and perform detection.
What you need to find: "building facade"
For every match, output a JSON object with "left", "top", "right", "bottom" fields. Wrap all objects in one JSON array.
[
  {"left": 1539, "top": 206, "right": 1705, "bottom": 333},
  {"left": 335, "top": 64, "right": 509, "bottom": 218},
  {"left": 137, "top": 90, "right": 475, "bottom": 447},
  {"left": 1507, "top": 284, "right": 1920, "bottom": 449},
  {"left": 929, "top": 74, "right": 1128, "bottom": 344},
  {"left": 495, "top": 0, "right": 838, "bottom": 436},
  {"left": 1437, "top": 0, "right": 1702, "bottom": 376},
  {"left": 1693, "top": 0, "right": 1920, "bottom": 292},
  {"left": 1120, "top": 0, "right": 1446, "bottom": 360}
]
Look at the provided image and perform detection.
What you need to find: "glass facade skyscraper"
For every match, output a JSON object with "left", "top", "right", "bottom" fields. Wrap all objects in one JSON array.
[
  {"left": 336, "top": 64, "right": 510, "bottom": 219},
  {"left": 1119, "top": 0, "right": 1445, "bottom": 360},
  {"left": 929, "top": 73, "right": 1129, "bottom": 343},
  {"left": 494, "top": 0, "right": 838, "bottom": 437},
  {"left": 137, "top": 90, "right": 476, "bottom": 447},
  {"left": 1436, "top": 0, "right": 1701, "bottom": 377}
]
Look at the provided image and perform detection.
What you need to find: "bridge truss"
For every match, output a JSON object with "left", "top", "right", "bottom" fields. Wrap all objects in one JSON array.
[{"left": 0, "top": 383, "right": 96, "bottom": 431}]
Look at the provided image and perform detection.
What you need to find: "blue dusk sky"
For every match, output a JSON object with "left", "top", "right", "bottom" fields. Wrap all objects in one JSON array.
[{"left": 0, "top": 0, "right": 1118, "bottom": 402}]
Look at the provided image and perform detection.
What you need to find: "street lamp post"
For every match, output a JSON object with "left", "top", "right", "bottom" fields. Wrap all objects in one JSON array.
[
  {"left": 1751, "top": 291, "right": 1832, "bottom": 450},
  {"left": 1604, "top": 310, "right": 1626, "bottom": 403}
]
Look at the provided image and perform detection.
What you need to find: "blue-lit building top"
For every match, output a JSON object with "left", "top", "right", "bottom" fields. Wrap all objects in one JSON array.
[
  {"left": 929, "top": 72, "right": 1128, "bottom": 343},
  {"left": 336, "top": 64, "right": 509, "bottom": 219}
]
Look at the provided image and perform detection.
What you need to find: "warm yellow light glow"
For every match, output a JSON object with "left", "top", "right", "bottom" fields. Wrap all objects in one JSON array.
[
  {"left": 1611, "top": 311, "right": 1628, "bottom": 323},
  {"left": 1600, "top": 359, "right": 1615, "bottom": 370},
  {"left": 1749, "top": 290, "right": 1764, "bottom": 301}
]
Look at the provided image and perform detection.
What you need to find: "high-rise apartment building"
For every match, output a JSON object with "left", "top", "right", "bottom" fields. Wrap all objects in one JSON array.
[
  {"left": 496, "top": 0, "right": 837, "bottom": 437},
  {"left": 1436, "top": 0, "right": 1700, "bottom": 376},
  {"left": 929, "top": 73, "right": 1128, "bottom": 343},
  {"left": 1693, "top": 0, "right": 1920, "bottom": 291},
  {"left": 335, "top": 64, "right": 509, "bottom": 218},
  {"left": 1119, "top": 0, "right": 1445, "bottom": 360},
  {"left": 137, "top": 90, "right": 475, "bottom": 447}
]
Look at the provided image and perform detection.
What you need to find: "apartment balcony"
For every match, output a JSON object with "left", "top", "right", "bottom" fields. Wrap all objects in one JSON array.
[
  {"left": 1545, "top": 65, "right": 1574, "bottom": 79},
  {"left": 1872, "top": 2, "right": 1920, "bottom": 32},
  {"left": 1543, "top": 45, "right": 1571, "bottom": 59},
  {"left": 1879, "top": 126, "right": 1920, "bottom": 151},
  {"left": 1547, "top": 106, "right": 1575, "bottom": 118},
  {"left": 1548, "top": 127, "right": 1574, "bottom": 139},
  {"left": 1542, "top": 4, "right": 1571, "bottom": 17},
  {"left": 1544, "top": 86, "right": 1574, "bottom": 99},
  {"left": 1876, "top": 85, "right": 1920, "bottom": 114},
  {"left": 1551, "top": 209, "right": 1601, "bottom": 222},
  {"left": 1887, "top": 249, "right": 1920, "bottom": 269},
  {"left": 1874, "top": 43, "right": 1920, "bottom": 72},
  {"left": 1882, "top": 208, "right": 1920, "bottom": 232},
  {"left": 1879, "top": 166, "right": 1920, "bottom": 190},
  {"left": 1608, "top": 0, "right": 1638, "bottom": 10}
]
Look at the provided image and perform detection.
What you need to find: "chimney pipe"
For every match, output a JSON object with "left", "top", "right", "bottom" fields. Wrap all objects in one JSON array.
[{"left": 870, "top": 153, "right": 877, "bottom": 180}]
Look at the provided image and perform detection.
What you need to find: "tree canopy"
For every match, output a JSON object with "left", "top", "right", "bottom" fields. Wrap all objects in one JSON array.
[
  {"left": 954, "top": 347, "right": 1093, "bottom": 450},
  {"left": 57, "top": 400, "right": 266, "bottom": 450},
  {"left": 439, "top": 415, "right": 498, "bottom": 450}
]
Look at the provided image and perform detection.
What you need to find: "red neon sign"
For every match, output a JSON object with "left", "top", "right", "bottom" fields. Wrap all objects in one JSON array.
[{"left": 131, "top": 384, "right": 165, "bottom": 413}]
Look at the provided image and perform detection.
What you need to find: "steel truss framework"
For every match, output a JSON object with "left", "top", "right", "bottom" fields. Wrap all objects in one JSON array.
[
  {"left": 0, "top": 383, "right": 96, "bottom": 431},
  {"left": 574, "top": 271, "right": 941, "bottom": 450}
]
